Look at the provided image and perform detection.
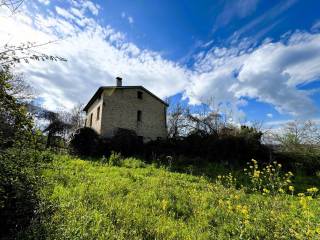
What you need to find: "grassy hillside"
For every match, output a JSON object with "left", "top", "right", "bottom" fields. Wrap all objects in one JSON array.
[{"left": 30, "top": 155, "right": 320, "bottom": 239}]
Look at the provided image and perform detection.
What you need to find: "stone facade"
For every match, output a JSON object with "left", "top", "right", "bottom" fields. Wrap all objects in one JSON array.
[{"left": 84, "top": 86, "right": 168, "bottom": 141}]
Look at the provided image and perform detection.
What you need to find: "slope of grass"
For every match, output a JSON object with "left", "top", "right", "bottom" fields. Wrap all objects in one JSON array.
[{"left": 31, "top": 155, "right": 320, "bottom": 239}]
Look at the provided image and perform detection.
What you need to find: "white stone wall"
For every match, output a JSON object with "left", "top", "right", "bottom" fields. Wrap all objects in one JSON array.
[
  {"left": 84, "top": 95, "right": 103, "bottom": 134},
  {"left": 100, "top": 88, "right": 167, "bottom": 141}
]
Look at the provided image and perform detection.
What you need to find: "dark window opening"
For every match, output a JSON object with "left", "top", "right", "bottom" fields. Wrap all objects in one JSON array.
[
  {"left": 90, "top": 113, "right": 93, "bottom": 127},
  {"left": 137, "top": 91, "right": 143, "bottom": 99},
  {"left": 138, "top": 136, "right": 143, "bottom": 143},
  {"left": 97, "top": 106, "right": 100, "bottom": 121},
  {"left": 137, "top": 110, "right": 142, "bottom": 122}
]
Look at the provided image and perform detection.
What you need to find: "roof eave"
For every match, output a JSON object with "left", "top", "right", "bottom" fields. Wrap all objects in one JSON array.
[{"left": 83, "top": 86, "right": 169, "bottom": 112}]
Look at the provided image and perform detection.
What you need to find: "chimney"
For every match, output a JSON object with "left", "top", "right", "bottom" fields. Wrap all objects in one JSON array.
[{"left": 116, "top": 77, "right": 122, "bottom": 87}]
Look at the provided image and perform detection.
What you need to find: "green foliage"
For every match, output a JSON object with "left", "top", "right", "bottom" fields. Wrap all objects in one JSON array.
[
  {"left": 69, "top": 127, "right": 102, "bottom": 157},
  {"left": 0, "top": 69, "right": 34, "bottom": 149},
  {"left": 0, "top": 68, "right": 51, "bottom": 239},
  {"left": 29, "top": 155, "right": 320, "bottom": 239},
  {"left": 121, "top": 157, "right": 146, "bottom": 168},
  {"left": 275, "top": 150, "right": 320, "bottom": 175},
  {"left": 108, "top": 151, "right": 123, "bottom": 166},
  {"left": 243, "top": 159, "right": 294, "bottom": 195},
  {"left": 0, "top": 148, "right": 53, "bottom": 239}
]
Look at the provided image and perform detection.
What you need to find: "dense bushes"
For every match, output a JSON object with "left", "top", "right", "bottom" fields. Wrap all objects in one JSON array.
[
  {"left": 70, "top": 122, "right": 319, "bottom": 177},
  {"left": 274, "top": 150, "right": 320, "bottom": 175},
  {"left": 69, "top": 127, "right": 103, "bottom": 157},
  {"left": 0, "top": 148, "right": 53, "bottom": 239},
  {"left": 143, "top": 129, "right": 269, "bottom": 167},
  {"left": 70, "top": 128, "right": 143, "bottom": 158},
  {"left": 0, "top": 69, "right": 53, "bottom": 239},
  {"left": 108, "top": 128, "right": 143, "bottom": 156},
  {"left": 69, "top": 125, "right": 269, "bottom": 169}
]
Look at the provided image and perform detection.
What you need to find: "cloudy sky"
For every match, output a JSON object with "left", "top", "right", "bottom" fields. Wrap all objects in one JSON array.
[{"left": 1, "top": 0, "right": 320, "bottom": 125}]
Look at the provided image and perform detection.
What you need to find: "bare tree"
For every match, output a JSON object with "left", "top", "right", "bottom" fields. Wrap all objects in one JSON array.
[
  {"left": 186, "top": 110, "right": 222, "bottom": 137},
  {"left": 6, "top": 73, "right": 34, "bottom": 101},
  {"left": 167, "top": 103, "right": 189, "bottom": 138},
  {"left": 0, "top": 0, "right": 24, "bottom": 13},
  {"left": 0, "top": 41, "right": 67, "bottom": 70},
  {"left": 273, "top": 120, "right": 320, "bottom": 152},
  {"left": 185, "top": 97, "right": 230, "bottom": 137},
  {"left": 69, "top": 103, "right": 85, "bottom": 130}
]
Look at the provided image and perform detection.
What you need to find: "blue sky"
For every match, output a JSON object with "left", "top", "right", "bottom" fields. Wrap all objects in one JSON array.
[{"left": 0, "top": 0, "right": 320, "bottom": 126}]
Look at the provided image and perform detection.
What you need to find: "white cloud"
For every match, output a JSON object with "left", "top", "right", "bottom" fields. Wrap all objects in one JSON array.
[
  {"left": 0, "top": 0, "right": 319, "bottom": 120},
  {"left": 128, "top": 16, "right": 134, "bottom": 24},
  {"left": 83, "top": 1, "right": 99, "bottom": 15},
  {"left": 38, "top": 0, "right": 50, "bottom": 5},
  {"left": 312, "top": 20, "right": 320, "bottom": 32},
  {"left": 55, "top": 6, "right": 76, "bottom": 21},
  {"left": 214, "top": 0, "right": 259, "bottom": 29},
  {"left": 267, "top": 113, "right": 273, "bottom": 118},
  {"left": 188, "top": 31, "right": 320, "bottom": 118},
  {"left": 228, "top": 0, "right": 297, "bottom": 41},
  {"left": 121, "top": 11, "right": 134, "bottom": 25}
]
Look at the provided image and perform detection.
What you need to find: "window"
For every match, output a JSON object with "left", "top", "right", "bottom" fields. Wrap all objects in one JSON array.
[
  {"left": 137, "top": 110, "right": 142, "bottom": 122},
  {"left": 96, "top": 106, "right": 100, "bottom": 121},
  {"left": 137, "top": 91, "right": 143, "bottom": 99},
  {"left": 90, "top": 113, "right": 93, "bottom": 127},
  {"left": 138, "top": 136, "right": 143, "bottom": 143}
]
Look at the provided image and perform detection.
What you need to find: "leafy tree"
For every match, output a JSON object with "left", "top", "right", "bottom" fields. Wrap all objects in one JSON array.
[
  {"left": 0, "top": 68, "right": 53, "bottom": 239},
  {"left": 0, "top": 69, "right": 33, "bottom": 150},
  {"left": 39, "top": 110, "right": 70, "bottom": 149}
]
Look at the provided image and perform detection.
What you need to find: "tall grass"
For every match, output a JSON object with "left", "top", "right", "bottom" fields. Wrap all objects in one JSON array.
[{"left": 29, "top": 155, "right": 320, "bottom": 239}]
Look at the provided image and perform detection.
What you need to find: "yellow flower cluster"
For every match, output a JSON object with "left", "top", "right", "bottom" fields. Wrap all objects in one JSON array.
[{"left": 307, "top": 187, "right": 318, "bottom": 193}]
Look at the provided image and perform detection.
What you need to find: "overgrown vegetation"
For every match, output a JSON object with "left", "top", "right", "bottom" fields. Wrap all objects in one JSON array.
[
  {"left": 0, "top": 69, "right": 52, "bottom": 239},
  {"left": 0, "top": 38, "right": 65, "bottom": 239},
  {"left": 27, "top": 155, "right": 320, "bottom": 239}
]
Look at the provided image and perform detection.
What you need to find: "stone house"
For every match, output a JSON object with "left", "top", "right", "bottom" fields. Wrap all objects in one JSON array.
[{"left": 83, "top": 77, "right": 168, "bottom": 141}]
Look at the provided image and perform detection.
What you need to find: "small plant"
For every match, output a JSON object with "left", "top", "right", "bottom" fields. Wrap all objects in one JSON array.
[
  {"left": 306, "top": 187, "right": 319, "bottom": 198},
  {"left": 166, "top": 155, "right": 173, "bottom": 169},
  {"left": 244, "top": 159, "right": 293, "bottom": 195},
  {"left": 216, "top": 173, "right": 237, "bottom": 188},
  {"left": 122, "top": 157, "right": 146, "bottom": 168},
  {"left": 108, "top": 151, "right": 122, "bottom": 166},
  {"left": 101, "top": 155, "right": 107, "bottom": 164}
]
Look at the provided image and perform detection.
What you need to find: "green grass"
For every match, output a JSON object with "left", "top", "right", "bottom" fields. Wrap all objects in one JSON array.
[{"left": 31, "top": 155, "right": 320, "bottom": 239}]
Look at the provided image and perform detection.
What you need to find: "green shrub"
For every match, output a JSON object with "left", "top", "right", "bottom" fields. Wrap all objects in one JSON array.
[
  {"left": 0, "top": 148, "right": 53, "bottom": 239},
  {"left": 69, "top": 127, "right": 102, "bottom": 157},
  {"left": 122, "top": 157, "right": 146, "bottom": 168},
  {"left": 108, "top": 152, "right": 122, "bottom": 166},
  {"left": 243, "top": 159, "right": 293, "bottom": 195}
]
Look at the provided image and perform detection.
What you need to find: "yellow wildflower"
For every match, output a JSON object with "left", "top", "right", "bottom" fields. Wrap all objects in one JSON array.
[
  {"left": 307, "top": 187, "right": 318, "bottom": 193},
  {"left": 162, "top": 199, "right": 168, "bottom": 211},
  {"left": 253, "top": 170, "right": 260, "bottom": 178},
  {"left": 263, "top": 188, "right": 270, "bottom": 194}
]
